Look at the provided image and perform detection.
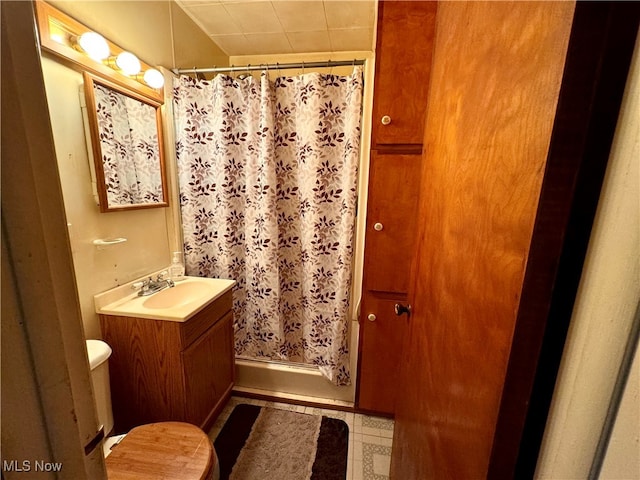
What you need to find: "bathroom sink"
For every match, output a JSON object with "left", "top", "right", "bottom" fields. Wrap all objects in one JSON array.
[
  {"left": 94, "top": 275, "right": 235, "bottom": 322},
  {"left": 142, "top": 280, "right": 213, "bottom": 309}
]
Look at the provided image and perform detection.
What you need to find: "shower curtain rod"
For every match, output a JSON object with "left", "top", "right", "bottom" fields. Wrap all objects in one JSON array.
[{"left": 172, "top": 59, "right": 365, "bottom": 75}]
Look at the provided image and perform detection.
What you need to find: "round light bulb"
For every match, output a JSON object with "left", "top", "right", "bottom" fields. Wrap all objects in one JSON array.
[
  {"left": 77, "top": 32, "right": 110, "bottom": 61},
  {"left": 115, "top": 52, "right": 141, "bottom": 76},
  {"left": 143, "top": 69, "right": 164, "bottom": 89}
]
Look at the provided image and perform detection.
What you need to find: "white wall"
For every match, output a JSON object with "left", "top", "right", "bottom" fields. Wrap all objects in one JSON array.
[
  {"left": 49, "top": 1, "right": 227, "bottom": 69},
  {"left": 600, "top": 340, "right": 640, "bottom": 479},
  {"left": 41, "top": 58, "right": 172, "bottom": 339},
  {"left": 40, "top": 2, "right": 229, "bottom": 338},
  {"left": 535, "top": 36, "right": 640, "bottom": 479}
]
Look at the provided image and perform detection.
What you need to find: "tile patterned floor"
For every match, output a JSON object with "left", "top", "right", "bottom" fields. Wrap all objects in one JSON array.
[{"left": 209, "top": 396, "right": 394, "bottom": 479}]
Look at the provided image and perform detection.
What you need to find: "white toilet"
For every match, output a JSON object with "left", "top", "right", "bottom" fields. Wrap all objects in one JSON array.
[{"left": 86, "top": 339, "right": 220, "bottom": 479}]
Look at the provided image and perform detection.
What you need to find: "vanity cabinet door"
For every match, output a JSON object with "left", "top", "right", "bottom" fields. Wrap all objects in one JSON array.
[
  {"left": 371, "top": 1, "right": 437, "bottom": 147},
  {"left": 100, "top": 314, "right": 185, "bottom": 433},
  {"left": 357, "top": 295, "right": 409, "bottom": 413},
  {"left": 182, "top": 311, "right": 234, "bottom": 426},
  {"left": 363, "top": 151, "right": 424, "bottom": 295}
]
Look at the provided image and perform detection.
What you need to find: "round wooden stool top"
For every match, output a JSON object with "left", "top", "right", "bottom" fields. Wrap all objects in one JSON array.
[{"left": 105, "top": 422, "right": 214, "bottom": 480}]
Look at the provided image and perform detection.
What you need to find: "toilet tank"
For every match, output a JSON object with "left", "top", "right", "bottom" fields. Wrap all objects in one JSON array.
[{"left": 86, "top": 339, "right": 114, "bottom": 436}]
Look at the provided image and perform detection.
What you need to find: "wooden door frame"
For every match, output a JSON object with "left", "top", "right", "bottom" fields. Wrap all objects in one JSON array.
[
  {"left": 489, "top": 3, "right": 640, "bottom": 478},
  {"left": 1, "top": 1, "right": 107, "bottom": 477}
]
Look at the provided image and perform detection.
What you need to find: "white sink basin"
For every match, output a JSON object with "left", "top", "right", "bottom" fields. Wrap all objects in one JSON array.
[
  {"left": 94, "top": 276, "right": 235, "bottom": 322},
  {"left": 143, "top": 280, "right": 213, "bottom": 309}
]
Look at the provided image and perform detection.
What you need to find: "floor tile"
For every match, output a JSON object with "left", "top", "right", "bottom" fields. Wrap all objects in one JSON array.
[
  {"left": 362, "top": 443, "right": 392, "bottom": 479},
  {"left": 362, "top": 415, "right": 394, "bottom": 431},
  {"left": 212, "top": 396, "right": 395, "bottom": 479},
  {"left": 353, "top": 440, "right": 363, "bottom": 461},
  {"left": 380, "top": 427, "right": 394, "bottom": 439},
  {"left": 362, "top": 426, "right": 381, "bottom": 436},
  {"left": 373, "top": 453, "right": 391, "bottom": 476},
  {"left": 352, "top": 460, "right": 364, "bottom": 480}
]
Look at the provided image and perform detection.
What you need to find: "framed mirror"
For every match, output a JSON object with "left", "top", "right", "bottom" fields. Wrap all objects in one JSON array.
[{"left": 83, "top": 71, "right": 168, "bottom": 212}]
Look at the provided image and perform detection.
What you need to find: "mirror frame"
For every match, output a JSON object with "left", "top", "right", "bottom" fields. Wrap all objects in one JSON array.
[{"left": 83, "top": 71, "right": 169, "bottom": 212}]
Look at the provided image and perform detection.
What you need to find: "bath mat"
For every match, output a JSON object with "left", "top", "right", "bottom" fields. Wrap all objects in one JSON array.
[{"left": 214, "top": 404, "right": 348, "bottom": 480}]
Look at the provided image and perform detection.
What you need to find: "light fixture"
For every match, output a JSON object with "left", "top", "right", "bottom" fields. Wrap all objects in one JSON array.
[
  {"left": 77, "top": 32, "right": 110, "bottom": 61},
  {"left": 143, "top": 69, "right": 164, "bottom": 89},
  {"left": 115, "top": 52, "right": 141, "bottom": 76},
  {"left": 36, "top": 2, "right": 164, "bottom": 99}
]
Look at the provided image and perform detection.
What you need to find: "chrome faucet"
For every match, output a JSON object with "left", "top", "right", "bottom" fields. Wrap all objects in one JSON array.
[{"left": 132, "top": 272, "right": 175, "bottom": 296}]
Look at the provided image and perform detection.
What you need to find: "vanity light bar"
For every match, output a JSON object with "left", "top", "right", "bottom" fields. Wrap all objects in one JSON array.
[
  {"left": 73, "top": 33, "right": 163, "bottom": 88},
  {"left": 35, "top": 1, "right": 164, "bottom": 101}
]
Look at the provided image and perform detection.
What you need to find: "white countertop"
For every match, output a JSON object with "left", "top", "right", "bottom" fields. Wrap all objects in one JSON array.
[{"left": 94, "top": 275, "right": 235, "bottom": 322}]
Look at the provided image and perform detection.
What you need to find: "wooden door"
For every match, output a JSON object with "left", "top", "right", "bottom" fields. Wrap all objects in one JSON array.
[
  {"left": 182, "top": 311, "right": 234, "bottom": 428},
  {"left": 390, "top": 2, "right": 575, "bottom": 479},
  {"left": 371, "top": 1, "right": 437, "bottom": 147}
]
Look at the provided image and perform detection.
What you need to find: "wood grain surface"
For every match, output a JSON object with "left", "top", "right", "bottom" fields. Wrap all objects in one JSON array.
[
  {"left": 363, "top": 151, "right": 423, "bottom": 294},
  {"left": 357, "top": 295, "right": 409, "bottom": 414},
  {"left": 356, "top": 1, "right": 436, "bottom": 416},
  {"left": 182, "top": 291, "right": 232, "bottom": 347},
  {"left": 100, "top": 294, "right": 234, "bottom": 433},
  {"left": 371, "top": 1, "right": 437, "bottom": 147},
  {"left": 183, "top": 311, "right": 234, "bottom": 426},
  {"left": 491, "top": 4, "right": 640, "bottom": 477},
  {"left": 101, "top": 314, "right": 185, "bottom": 432},
  {"left": 106, "top": 422, "right": 214, "bottom": 479},
  {"left": 390, "top": 2, "right": 575, "bottom": 479}
]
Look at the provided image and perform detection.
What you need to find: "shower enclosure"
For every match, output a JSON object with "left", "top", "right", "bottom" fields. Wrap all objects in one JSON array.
[{"left": 173, "top": 63, "right": 365, "bottom": 396}]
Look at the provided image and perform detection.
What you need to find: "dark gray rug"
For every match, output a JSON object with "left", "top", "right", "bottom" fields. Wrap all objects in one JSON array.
[{"left": 214, "top": 404, "right": 348, "bottom": 480}]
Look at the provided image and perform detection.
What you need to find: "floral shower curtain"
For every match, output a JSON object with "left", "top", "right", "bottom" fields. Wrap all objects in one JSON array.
[
  {"left": 93, "top": 84, "right": 163, "bottom": 205},
  {"left": 173, "top": 68, "right": 363, "bottom": 385}
]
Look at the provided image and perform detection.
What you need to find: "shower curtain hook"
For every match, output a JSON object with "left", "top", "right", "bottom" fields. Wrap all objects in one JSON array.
[{"left": 302, "top": 61, "right": 305, "bottom": 75}]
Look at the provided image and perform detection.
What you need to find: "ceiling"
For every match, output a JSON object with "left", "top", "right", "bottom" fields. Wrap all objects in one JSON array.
[{"left": 176, "top": 0, "right": 376, "bottom": 57}]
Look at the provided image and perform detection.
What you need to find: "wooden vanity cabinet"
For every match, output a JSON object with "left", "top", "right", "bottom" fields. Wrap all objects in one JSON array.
[
  {"left": 182, "top": 310, "right": 234, "bottom": 425},
  {"left": 100, "top": 290, "right": 234, "bottom": 433},
  {"left": 370, "top": 1, "right": 438, "bottom": 147},
  {"left": 356, "top": 1, "right": 437, "bottom": 415}
]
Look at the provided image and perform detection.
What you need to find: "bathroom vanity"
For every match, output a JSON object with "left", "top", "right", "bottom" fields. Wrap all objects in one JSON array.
[{"left": 96, "top": 276, "right": 235, "bottom": 433}]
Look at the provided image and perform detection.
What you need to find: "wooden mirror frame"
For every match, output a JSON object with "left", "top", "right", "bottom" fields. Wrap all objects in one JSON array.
[{"left": 83, "top": 72, "right": 169, "bottom": 212}]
